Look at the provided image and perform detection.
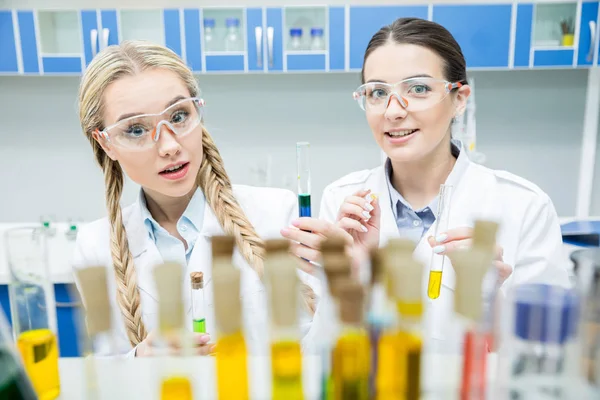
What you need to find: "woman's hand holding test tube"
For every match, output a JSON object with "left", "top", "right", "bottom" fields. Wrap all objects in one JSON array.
[{"left": 427, "top": 227, "right": 512, "bottom": 284}]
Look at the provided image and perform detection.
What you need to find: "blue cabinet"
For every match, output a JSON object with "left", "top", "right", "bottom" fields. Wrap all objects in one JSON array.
[
  {"left": 0, "top": 11, "right": 19, "bottom": 73},
  {"left": 432, "top": 5, "right": 512, "bottom": 68},
  {"left": 349, "top": 6, "right": 429, "bottom": 70},
  {"left": 5, "top": 3, "right": 600, "bottom": 75}
]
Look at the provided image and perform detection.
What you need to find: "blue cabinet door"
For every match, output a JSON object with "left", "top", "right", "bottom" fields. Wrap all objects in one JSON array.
[
  {"left": 578, "top": 1, "right": 599, "bottom": 66},
  {"left": 514, "top": 4, "right": 533, "bottom": 68},
  {"left": 432, "top": 5, "right": 512, "bottom": 69},
  {"left": 0, "top": 11, "right": 19, "bottom": 73},
  {"left": 100, "top": 10, "right": 119, "bottom": 48},
  {"left": 266, "top": 8, "right": 283, "bottom": 71},
  {"left": 163, "top": 9, "right": 183, "bottom": 58},
  {"left": 247, "top": 8, "right": 264, "bottom": 72},
  {"left": 329, "top": 6, "right": 346, "bottom": 71},
  {"left": 183, "top": 9, "right": 202, "bottom": 72},
  {"left": 17, "top": 11, "right": 39, "bottom": 74},
  {"left": 81, "top": 10, "right": 98, "bottom": 66},
  {"left": 349, "top": 6, "right": 429, "bottom": 70}
]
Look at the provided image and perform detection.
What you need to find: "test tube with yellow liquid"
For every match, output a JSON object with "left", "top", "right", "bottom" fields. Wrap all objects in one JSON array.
[
  {"left": 5, "top": 227, "right": 60, "bottom": 400},
  {"left": 427, "top": 184, "right": 453, "bottom": 299},
  {"left": 264, "top": 239, "right": 303, "bottom": 400},
  {"left": 153, "top": 262, "right": 193, "bottom": 400},
  {"left": 376, "top": 239, "right": 423, "bottom": 400},
  {"left": 212, "top": 236, "right": 249, "bottom": 400},
  {"left": 332, "top": 280, "right": 370, "bottom": 400}
]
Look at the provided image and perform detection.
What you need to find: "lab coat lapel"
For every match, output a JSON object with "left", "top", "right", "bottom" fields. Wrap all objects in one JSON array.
[
  {"left": 123, "top": 200, "right": 164, "bottom": 305},
  {"left": 372, "top": 167, "right": 401, "bottom": 245}
]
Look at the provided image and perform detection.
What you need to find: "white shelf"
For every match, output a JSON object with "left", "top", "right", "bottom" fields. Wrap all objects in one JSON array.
[{"left": 37, "top": 11, "right": 82, "bottom": 55}]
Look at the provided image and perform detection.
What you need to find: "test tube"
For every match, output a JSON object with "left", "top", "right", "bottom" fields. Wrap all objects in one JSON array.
[
  {"left": 427, "top": 184, "right": 453, "bottom": 299},
  {"left": 212, "top": 236, "right": 249, "bottom": 400},
  {"left": 153, "top": 262, "right": 193, "bottom": 400},
  {"left": 332, "top": 280, "right": 370, "bottom": 400},
  {"left": 264, "top": 239, "right": 303, "bottom": 400},
  {"left": 190, "top": 272, "right": 206, "bottom": 334},
  {"left": 296, "top": 142, "right": 311, "bottom": 217},
  {"left": 5, "top": 227, "right": 60, "bottom": 400}
]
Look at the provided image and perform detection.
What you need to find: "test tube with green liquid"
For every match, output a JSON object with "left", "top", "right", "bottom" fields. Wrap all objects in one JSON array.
[
  {"left": 296, "top": 142, "right": 311, "bottom": 217},
  {"left": 190, "top": 272, "right": 206, "bottom": 333}
]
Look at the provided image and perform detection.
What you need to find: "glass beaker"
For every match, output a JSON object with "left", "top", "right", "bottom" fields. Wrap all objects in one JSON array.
[
  {"left": 0, "top": 307, "right": 38, "bottom": 400},
  {"left": 5, "top": 226, "right": 60, "bottom": 400},
  {"left": 571, "top": 248, "right": 600, "bottom": 392}
]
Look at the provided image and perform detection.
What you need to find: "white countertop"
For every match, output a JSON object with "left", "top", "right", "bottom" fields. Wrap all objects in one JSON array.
[{"left": 56, "top": 353, "right": 494, "bottom": 400}]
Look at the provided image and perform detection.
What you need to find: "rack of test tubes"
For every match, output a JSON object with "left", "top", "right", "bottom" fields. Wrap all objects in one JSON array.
[{"left": 2, "top": 221, "right": 600, "bottom": 399}]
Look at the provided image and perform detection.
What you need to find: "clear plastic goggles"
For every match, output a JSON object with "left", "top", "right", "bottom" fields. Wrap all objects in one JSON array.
[
  {"left": 95, "top": 97, "right": 205, "bottom": 150},
  {"left": 353, "top": 78, "right": 463, "bottom": 113}
]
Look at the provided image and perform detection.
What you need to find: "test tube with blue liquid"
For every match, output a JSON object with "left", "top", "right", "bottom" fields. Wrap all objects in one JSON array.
[{"left": 296, "top": 142, "right": 311, "bottom": 218}]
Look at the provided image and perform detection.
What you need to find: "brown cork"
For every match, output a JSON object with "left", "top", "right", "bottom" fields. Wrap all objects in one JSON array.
[
  {"left": 211, "top": 235, "right": 235, "bottom": 257},
  {"left": 337, "top": 279, "right": 365, "bottom": 324},
  {"left": 213, "top": 261, "right": 242, "bottom": 335},
  {"left": 383, "top": 238, "right": 417, "bottom": 298},
  {"left": 74, "top": 266, "right": 111, "bottom": 336},
  {"left": 389, "top": 253, "right": 423, "bottom": 306},
  {"left": 323, "top": 254, "right": 352, "bottom": 298},
  {"left": 369, "top": 247, "right": 384, "bottom": 285},
  {"left": 472, "top": 220, "right": 499, "bottom": 253},
  {"left": 265, "top": 239, "right": 289, "bottom": 253},
  {"left": 265, "top": 252, "right": 298, "bottom": 328},
  {"left": 190, "top": 271, "right": 204, "bottom": 289},
  {"left": 449, "top": 249, "right": 493, "bottom": 321},
  {"left": 321, "top": 236, "right": 346, "bottom": 253},
  {"left": 153, "top": 262, "right": 184, "bottom": 332}
]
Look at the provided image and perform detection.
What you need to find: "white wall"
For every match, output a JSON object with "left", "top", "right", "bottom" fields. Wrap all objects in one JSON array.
[{"left": 0, "top": 69, "right": 591, "bottom": 223}]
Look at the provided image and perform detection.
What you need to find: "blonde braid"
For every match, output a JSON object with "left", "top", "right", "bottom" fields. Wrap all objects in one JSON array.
[
  {"left": 103, "top": 158, "right": 147, "bottom": 346},
  {"left": 198, "top": 130, "right": 316, "bottom": 313}
]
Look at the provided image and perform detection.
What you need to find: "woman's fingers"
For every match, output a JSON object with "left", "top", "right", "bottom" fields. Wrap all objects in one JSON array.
[{"left": 336, "top": 216, "right": 369, "bottom": 234}]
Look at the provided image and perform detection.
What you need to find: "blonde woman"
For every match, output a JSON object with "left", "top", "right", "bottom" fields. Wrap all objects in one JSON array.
[{"left": 71, "top": 41, "right": 321, "bottom": 357}]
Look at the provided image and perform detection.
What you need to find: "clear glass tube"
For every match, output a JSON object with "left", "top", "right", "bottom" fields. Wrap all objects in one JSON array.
[
  {"left": 296, "top": 141, "right": 311, "bottom": 217},
  {"left": 427, "top": 184, "right": 453, "bottom": 299},
  {"left": 5, "top": 227, "right": 60, "bottom": 400},
  {"left": 191, "top": 279, "right": 206, "bottom": 334}
]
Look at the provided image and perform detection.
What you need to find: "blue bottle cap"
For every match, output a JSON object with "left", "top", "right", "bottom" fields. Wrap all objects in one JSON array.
[
  {"left": 290, "top": 28, "right": 302, "bottom": 37},
  {"left": 226, "top": 17, "right": 240, "bottom": 27},
  {"left": 514, "top": 284, "right": 580, "bottom": 344},
  {"left": 311, "top": 28, "right": 324, "bottom": 37},
  {"left": 203, "top": 18, "right": 215, "bottom": 28}
]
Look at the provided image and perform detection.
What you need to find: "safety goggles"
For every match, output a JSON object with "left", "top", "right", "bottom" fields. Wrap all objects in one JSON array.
[
  {"left": 94, "top": 97, "right": 205, "bottom": 151},
  {"left": 353, "top": 77, "right": 463, "bottom": 113}
]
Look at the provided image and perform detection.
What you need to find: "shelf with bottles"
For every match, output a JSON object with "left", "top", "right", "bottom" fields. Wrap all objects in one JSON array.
[
  {"left": 284, "top": 7, "right": 328, "bottom": 54},
  {"left": 120, "top": 9, "right": 164, "bottom": 45},
  {"left": 37, "top": 11, "right": 82, "bottom": 56},
  {"left": 532, "top": 2, "right": 577, "bottom": 50},
  {"left": 202, "top": 8, "right": 245, "bottom": 55}
]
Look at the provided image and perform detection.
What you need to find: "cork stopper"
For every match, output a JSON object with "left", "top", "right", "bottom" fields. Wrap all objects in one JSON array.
[
  {"left": 266, "top": 254, "right": 299, "bottom": 328},
  {"left": 213, "top": 262, "right": 242, "bottom": 335},
  {"left": 337, "top": 279, "right": 365, "bottom": 324},
  {"left": 190, "top": 271, "right": 204, "bottom": 289},
  {"left": 265, "top": 238, "right": 289, "bottom": 253},
  {"left": 449, "top": 248, "right": 494, "bottom": 321},
  {"left": 212, "top": 235, "right": 235, "bottom": 257},
  {"left": 369, "top": 247, "right": 384, "bottom": 285},
  {"left": 74, "top": 266, "right": 111, "bottom": 336},
  {"left": 472, "top": 220, "right": 499, "bottom": 253},
  {"left": 153, "top": 262, "right": 184, "bottom": 332},
  {"left": 323, "top": 254, "right": 352, "bottom": 298},
  {"left": 389, "top": 254, "right": 423, "bottom": 317},
  {"left": 321, "top": 236, "right": 346, "bottom": 253},
  {"left": 383, "top": 238, "right": 417, "bottom": 298}
]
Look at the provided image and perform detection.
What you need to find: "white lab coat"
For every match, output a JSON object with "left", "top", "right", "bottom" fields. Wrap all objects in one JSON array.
[
  {"left": 71, "top": 185, "right": 311, "bottom": 357},
  {"left": 314, "top": 144, "right": 570, "bottom": 352}
]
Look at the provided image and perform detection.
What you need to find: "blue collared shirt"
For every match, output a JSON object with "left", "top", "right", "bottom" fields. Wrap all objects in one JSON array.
[
  {"left": 384, "top": 140, "right": 462, "bottom": 242},
  {"left": 139, "top": 187, "right": 206, "bottom": 266}
]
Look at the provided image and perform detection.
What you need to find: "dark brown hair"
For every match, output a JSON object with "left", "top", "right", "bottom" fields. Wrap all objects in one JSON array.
[{"left": 361, "top": 17, "right": 468, "bottom": 86}]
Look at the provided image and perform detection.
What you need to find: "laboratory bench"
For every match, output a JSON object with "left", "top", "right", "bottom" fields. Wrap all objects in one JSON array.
[{"left": 54, "top": 352, "right": 599, "bottom": 399}]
